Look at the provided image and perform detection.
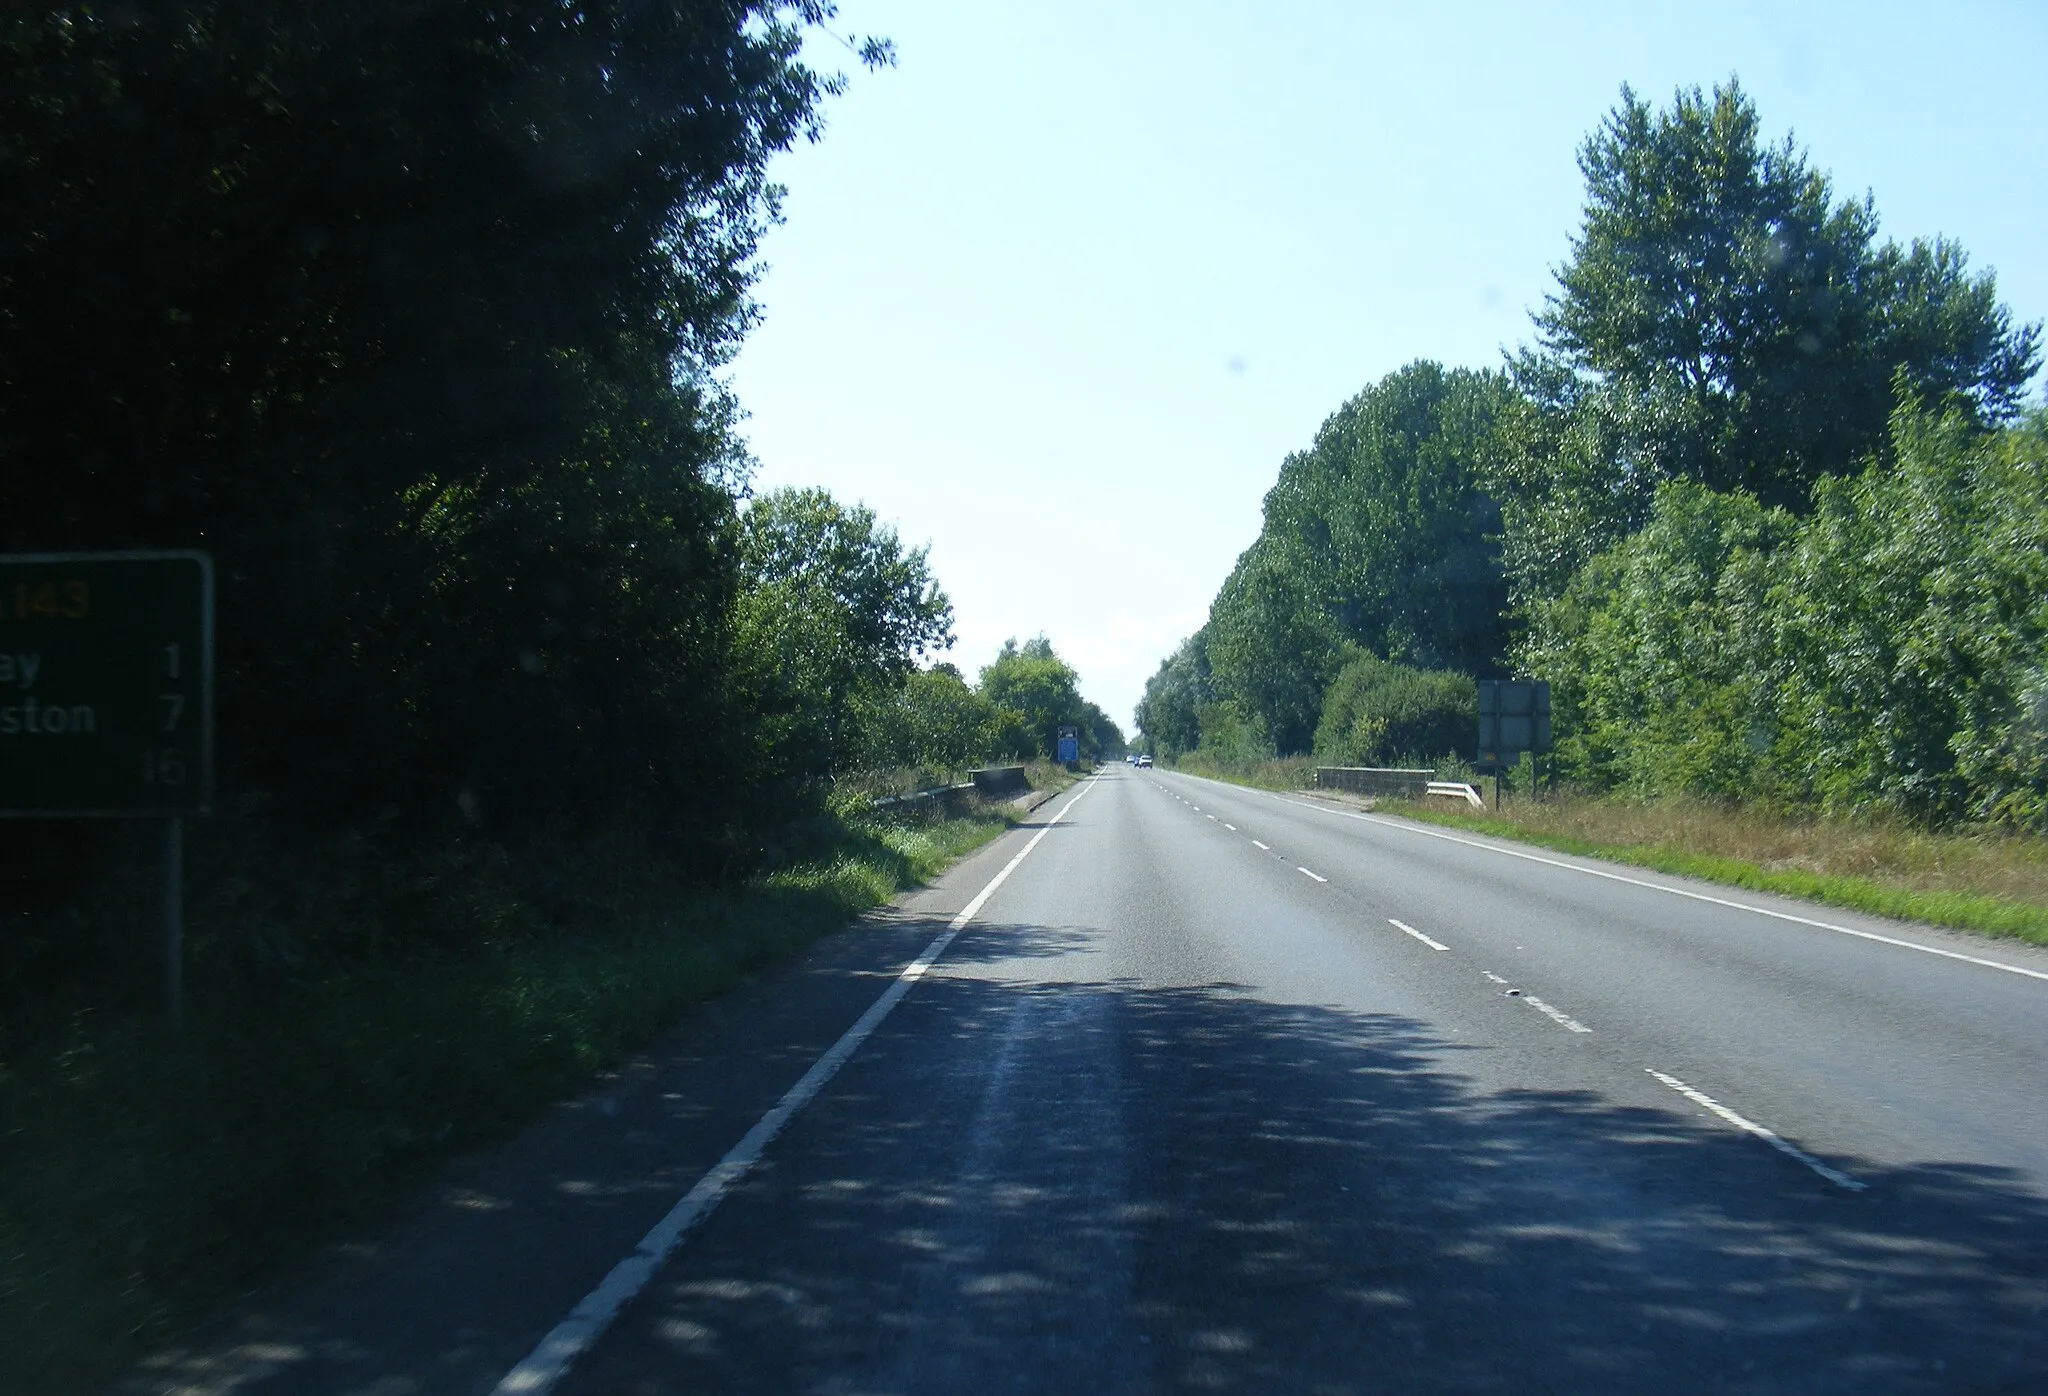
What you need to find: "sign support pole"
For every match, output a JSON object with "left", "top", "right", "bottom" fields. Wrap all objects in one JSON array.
[{"left": 162, "top": 815, "right": 183, "bottom": 1028}]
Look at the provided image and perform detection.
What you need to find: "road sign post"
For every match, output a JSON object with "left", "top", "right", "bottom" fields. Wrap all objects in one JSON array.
[{"left": 0, "top": 552, "right": 215, "bottom": 1025}]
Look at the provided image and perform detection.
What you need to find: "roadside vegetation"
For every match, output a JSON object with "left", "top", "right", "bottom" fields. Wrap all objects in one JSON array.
[
  {"left": 1378, "top": 793, "right": 2048, "bottom": 948},
  {"left": 1138, "top": 80, "right": 2047, "bottom": 908},
  {"left": 0, "top": 8, "right": 1121, "bottom": 1394},
  {"left": 0, "top": 801, "right": 1013, "bottom": 1396}
]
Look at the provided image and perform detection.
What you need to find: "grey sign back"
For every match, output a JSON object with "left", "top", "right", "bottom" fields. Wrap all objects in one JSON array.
[{"left": 1477, "top": 678, "right": 1551, "bottom": 768}]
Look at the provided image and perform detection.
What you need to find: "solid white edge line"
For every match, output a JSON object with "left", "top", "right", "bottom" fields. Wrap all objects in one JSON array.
[
  {"left": 1520, "top": 994, "right": 1593, "bottom": 1033},
  {"left": 1298, "top": 867, "right": 1327, "bottom": 883},
  {"left": 1388, "top": 918, "right": 1449, "bottom": 952},
  {"left": 1267, "top": 792, "right": 2048, "bottom": 984},
  {"left": 1646, "top": 1069, "right": 1866, "bottom": 1192},
  {"left": 489, "top": 778, "right": 1099, "bottom": 1396}
]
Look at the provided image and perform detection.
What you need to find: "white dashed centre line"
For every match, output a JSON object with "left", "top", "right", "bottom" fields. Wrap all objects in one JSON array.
[
  {"left": 1206, "top": 814, "right": 1217, "bottom": 821},
  {"left": 1252, "top": 841, "right": 1270, "bottom": 851},
  {"left": 1298, "top": 867, "right": 1328, "bottom": 883},
  {"left": 1223, "top": 823, "right": 1236, "bottom": 831},
  {"left": 1521, "top": 995, "right": 1592, "bottom": 1033},
  {"left": 1389, "top": 918, "right": 1448, "bottom": 951},
  {"left": 1482, "top": 971, "right": 1509, "bottom": 984},
  {"left": 1646, "top": 1069, "right": 1865, "bottom": 1191}
]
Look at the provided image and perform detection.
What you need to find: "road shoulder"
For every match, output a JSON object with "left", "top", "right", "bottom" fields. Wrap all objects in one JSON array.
[{"left": 111, "top": 819, "right": 1053, "bottom": 1396}]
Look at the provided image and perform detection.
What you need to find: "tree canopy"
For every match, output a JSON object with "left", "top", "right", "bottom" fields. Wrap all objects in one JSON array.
[
  {"left": 1532, "top": 79, "right": 2038, "bottom": 510},
  {"left": 1196, "top": 361, "right": 1511, "bottom": 754},
  {"left": 0, "top": 1, "right": 867, "bottom": 832},
  {"left": 980, "top": 636, "right": 1123, "bottom": 761},
  {"left": 734, "top": 487, "right": 954, "bottom": 777}
]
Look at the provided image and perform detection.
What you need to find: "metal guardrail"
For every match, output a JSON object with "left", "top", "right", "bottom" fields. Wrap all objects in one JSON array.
[
  {"left": 867, "top": 782, "right": 975, "bottom": 816},
  {"left": 1313, "top": 766, "right": 1433, "bottom": 797},
  {"left": 1314, "top": 768, "right": 1485, "bottom": 809},
  {"left": 1425, "top": 780, "right": 1485, "bottom": 809}
]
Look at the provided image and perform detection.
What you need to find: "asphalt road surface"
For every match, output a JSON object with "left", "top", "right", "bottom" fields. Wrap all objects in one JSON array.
[{"left": 131, "top": 768, "right": 2048, "bottom": 1395}]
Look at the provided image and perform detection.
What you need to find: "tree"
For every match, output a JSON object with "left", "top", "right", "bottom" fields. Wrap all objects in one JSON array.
[
  {"left": 0, "top": 2, "right": 883, "bottom": 839},
  {"left": 1135, "top": 633, "right": 1210, "bottom": 758},
  {"left": 1520, "top": 479, "right": 1791, "bottom": 799},
  {"left": 1533, "top": 79, "right": 2039, "bottom": 513},
  {"left": 1769, "top": 398, "right": 2048, "bottom": 825},
  {"left": 854, "top": 663, "right": 1005, "bottom": 774},
  {"left": 1202, "top": 540, "right": 1340, "bottom": 755},
  {"left": 1203, "top": 361, "right": 1512, "bottom": 753},
  {"left": 735, "top": 487, "right": 953, "bottom": 776},
  {"left": 978, "top": 635, "right": 1116, "bottom": 759},
  {"left": 1261, "top": 361, "right": 1514, "bottom": 673}
]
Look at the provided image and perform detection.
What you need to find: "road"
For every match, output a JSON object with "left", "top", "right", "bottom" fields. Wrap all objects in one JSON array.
[{"left": 131, "top": 768, "right": 2048, "bottom": 1395}]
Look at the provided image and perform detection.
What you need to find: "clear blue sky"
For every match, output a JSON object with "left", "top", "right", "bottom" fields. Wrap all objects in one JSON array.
[{"left": 727, "top": 0, "right": 2048, "bottom": 734}]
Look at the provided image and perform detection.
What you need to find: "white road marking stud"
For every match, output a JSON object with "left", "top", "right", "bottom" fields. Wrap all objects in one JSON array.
[
  {"left": 1273, "top": 794, "right": 2048, "bottom": 985},
  {"left": 1298, "top": 867, "right": 1327, "bottom": 883},
  {"left": 1646, "top": 1069, "right": 1866, "bottom": 1192},
  {"left": 1252, "top": 840, "right": 1270, "bottom": 851},
  {"left": 488, "top": 780, "right": 1101, "bottom": 1396},
  {"left": 1389, "top": 918, "right": 1448, "bottom": 951},
  {"left": 1520, "top": 994, "right": 1592, "bottom": 1033}
]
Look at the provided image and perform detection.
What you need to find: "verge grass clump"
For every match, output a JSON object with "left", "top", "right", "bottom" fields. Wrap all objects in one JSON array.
[
  {"left": 1378, "top": 790, "right": 2048, "bottom": 946},
  {"left": 0, "top": 803, "right": 1009, "bottom": 1396}
]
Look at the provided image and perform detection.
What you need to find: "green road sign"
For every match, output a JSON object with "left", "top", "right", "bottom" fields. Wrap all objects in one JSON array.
[{"left": 0, "top": 551, "right": 214, "bottom": 815}]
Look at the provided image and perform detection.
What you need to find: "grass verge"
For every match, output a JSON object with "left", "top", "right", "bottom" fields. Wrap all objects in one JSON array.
[
  {"left": 1165, "top": 759, "right": 2048, "bottom": 948},
  {"left": 0, "top": 808, "right": 1010, "bottom": 1396},
  {"left": 1375, "top": 794, "right": 2048, "bottom": 947}
]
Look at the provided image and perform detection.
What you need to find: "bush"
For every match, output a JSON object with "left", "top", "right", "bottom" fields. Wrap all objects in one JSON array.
[
  {"left": 1520, "top": 397, "right": 2048, "bottom": 829},
  {"left": 1314, "top": 653, "right": 1476, "bottom": 766}
]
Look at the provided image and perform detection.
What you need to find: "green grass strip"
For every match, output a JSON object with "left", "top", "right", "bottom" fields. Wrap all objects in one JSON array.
[{"left": 1383, "top": 802, "right": 2048, "bottom": 948}]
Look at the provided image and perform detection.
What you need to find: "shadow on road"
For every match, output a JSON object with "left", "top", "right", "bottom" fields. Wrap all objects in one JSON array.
[
  {"left": 123, "top": 910, "right": 2048, "bottom": 1396},
  {"left": 574, "top": 924, "right": 2048, "bottom": 1395}
]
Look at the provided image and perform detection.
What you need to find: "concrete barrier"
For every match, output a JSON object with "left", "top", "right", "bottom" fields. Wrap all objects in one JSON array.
[
  {"left": 968, "top": 765, "right": 1028, "bottom": 798},
  {"left": 1313, "top": 766, "right": 1433, "bottom": 798}
]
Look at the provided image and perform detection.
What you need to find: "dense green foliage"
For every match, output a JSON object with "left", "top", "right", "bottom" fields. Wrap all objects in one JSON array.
[
  {"left": 733, "top": 487, "right": 954, "bottom": 783},
  {"left": 1134, "top": 634, "right": 1210, "bottom": 759},
  {"left": 980, "top": 636, "right": 1125, "bottom": 761},
  {"left": 1531, "top": 400, "right": 2048, "bottom": 826},
  {"left": 1499, "top": 79, "right": 2039, "bottom": 603},
  {"left": 0, "top": 3, "right": 1114, "bottom": 1025},
  {"left": 1314, "top": 653, "right": 1477, "bottom": 767},
  {"left": 2, "top": 1, "right": 830, "bottom": 833},
  {"left": 1141, "top": 81, "right": 2046, "bottom": 835},
  {"left": 1193, "top": 362, "right": 1513, "bottom": 754}
]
